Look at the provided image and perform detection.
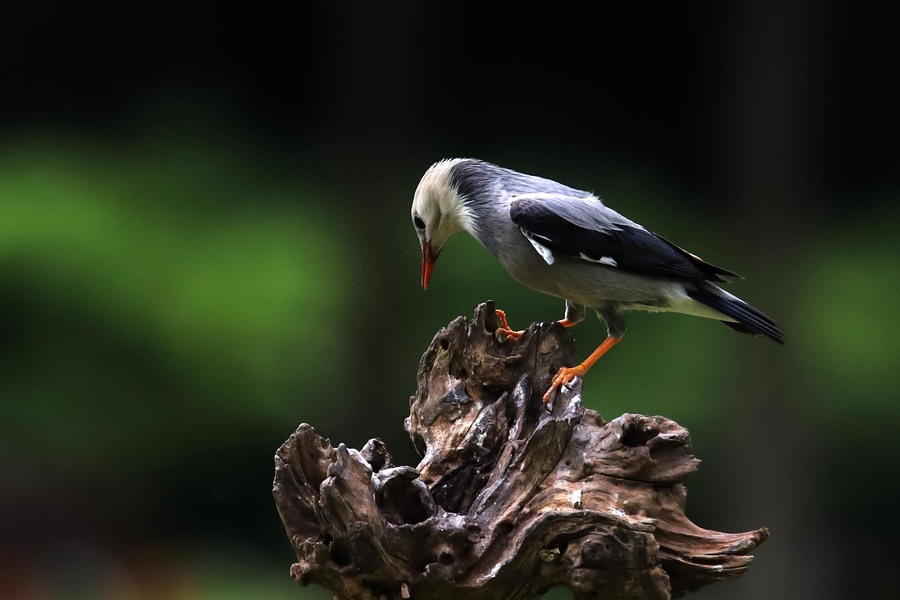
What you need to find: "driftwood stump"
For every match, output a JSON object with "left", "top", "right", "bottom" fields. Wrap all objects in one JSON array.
[{"left": 273, "top": 302, "right": 767, "bottom": 599}]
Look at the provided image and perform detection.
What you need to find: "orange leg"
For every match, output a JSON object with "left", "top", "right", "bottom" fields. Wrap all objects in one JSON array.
[{"left": 543, "top": 335, "right": 622, "bottom": 405}]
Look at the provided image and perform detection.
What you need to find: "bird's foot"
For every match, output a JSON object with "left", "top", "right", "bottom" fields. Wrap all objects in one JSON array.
[
  {"left": 542, "top": 365, "right": 587, "bottom": 406},
  {"left": 494, "top": 309, "right": 524, "bottom": 341}
]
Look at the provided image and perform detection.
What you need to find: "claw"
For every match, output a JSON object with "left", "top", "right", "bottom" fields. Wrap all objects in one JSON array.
[
  {"left": 541, "top": 335, "right": 623, "bottom": 406},
  {"left": 542, "top": 366, "right": 585, "bottom": 405},
  {"left": 496, "top": 328, "right": 522, "bottom": 341},
  {"left": 494, "top": 309, "right": 524, "bottom": 341}
]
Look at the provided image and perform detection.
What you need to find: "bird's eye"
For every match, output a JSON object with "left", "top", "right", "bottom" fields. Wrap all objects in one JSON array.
[{"left": 413, "top": 213, "right": 426, "bottom": 230}]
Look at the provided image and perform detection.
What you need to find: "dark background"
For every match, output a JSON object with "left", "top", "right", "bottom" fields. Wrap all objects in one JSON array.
[{"left": 2, "top": 2, "right": 898, "bottom": 599}]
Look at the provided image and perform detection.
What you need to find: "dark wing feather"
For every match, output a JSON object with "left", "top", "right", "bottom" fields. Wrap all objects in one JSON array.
[{"left": 509, "top": 194, "right": 737, "bottom": 282}]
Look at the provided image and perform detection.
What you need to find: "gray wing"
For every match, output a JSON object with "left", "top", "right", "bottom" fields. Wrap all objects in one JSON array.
[{"left": 509, "top": 193, "right": 737, "bottom": 282}]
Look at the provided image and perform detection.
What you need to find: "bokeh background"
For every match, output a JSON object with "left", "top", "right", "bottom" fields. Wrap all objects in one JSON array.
[{"left": 2, "top": 2, "right": 898, "bottom": 599}]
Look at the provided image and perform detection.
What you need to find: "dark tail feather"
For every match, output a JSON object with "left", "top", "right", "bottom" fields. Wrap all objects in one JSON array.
[{"left": 687, "top": 286, "right": 785, "bottom": 345}]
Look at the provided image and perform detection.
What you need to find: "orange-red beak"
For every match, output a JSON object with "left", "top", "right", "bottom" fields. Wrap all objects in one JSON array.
[{"left": 421, "top": 241, "right": 437, "bottom": 289}]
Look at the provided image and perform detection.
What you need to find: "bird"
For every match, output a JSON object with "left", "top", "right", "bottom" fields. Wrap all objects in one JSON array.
[{"left": 410, "top": 158, "right": 784, "bottom": 404}]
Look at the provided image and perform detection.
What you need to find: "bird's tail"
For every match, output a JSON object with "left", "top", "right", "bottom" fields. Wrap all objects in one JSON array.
[{"left": 687, "top": 285, "right": 785, "bottom": 344}]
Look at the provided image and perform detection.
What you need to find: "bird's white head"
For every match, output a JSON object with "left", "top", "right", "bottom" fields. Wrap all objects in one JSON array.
[{"left": 411, "top": 159, "right": 477, "bottom": 289}]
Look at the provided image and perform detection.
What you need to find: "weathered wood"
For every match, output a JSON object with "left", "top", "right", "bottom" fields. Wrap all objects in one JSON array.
[{"left": 274, "top": 302, "right": 767, "bottom": 599}]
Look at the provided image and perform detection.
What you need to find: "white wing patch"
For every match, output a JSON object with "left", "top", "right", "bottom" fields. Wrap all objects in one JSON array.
[
  {"left": 521, "top": 229, "right": 555, "bottom": 265},
  {"left": 578, "top": 253, "right": 618, "bottom": 267}
]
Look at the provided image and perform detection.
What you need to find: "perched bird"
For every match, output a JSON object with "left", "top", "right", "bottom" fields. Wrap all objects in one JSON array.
[{"left": 411, "top": 158, "right": 783, "bottom": 403}]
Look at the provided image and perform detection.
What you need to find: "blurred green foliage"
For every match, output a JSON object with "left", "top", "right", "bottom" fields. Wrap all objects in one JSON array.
[
  {"left": 1, "top": 139, "right": 353, "bottom": 466},
  {"left": 798, "top": 237, "right": 900, "bottom": 420},
  {"left": 0, "top": 137, "right": 357, "bottom": 599}
]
